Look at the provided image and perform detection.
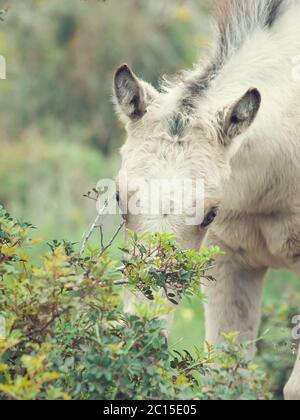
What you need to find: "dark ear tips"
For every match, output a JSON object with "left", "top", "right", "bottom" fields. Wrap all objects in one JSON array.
[
  {"left": 230, "top": 88, "right": 262, "bottom": 125},
  {"left": 114, "top": 64, "right": 133, "bottom": 83},
  {"left": 115, "top": 63, "right": 130, "bottom": 74},
  {"left": 114, "top": 64, "right": 159, "bottom": 121},
  {"left": 113, "top": 64, "right": 146, "bottom": 120},
  {"left": 248, "top": 87, "right": 261, "bottom": 101},
  {"left": 222, "top": 87, "right": 262, "bottom": 144},
  {"left": 114, "top": 64, "right": 136, "bottom": 101},
  {"left": 246, "top": 87, "right": 262, "bottom": 115}
]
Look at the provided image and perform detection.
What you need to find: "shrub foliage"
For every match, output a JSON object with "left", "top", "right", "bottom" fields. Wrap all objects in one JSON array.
[{"left": 0, "top": 206, "right": 271, "bottom": 400}]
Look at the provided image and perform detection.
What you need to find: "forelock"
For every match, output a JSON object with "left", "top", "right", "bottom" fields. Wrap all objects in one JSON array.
[{"left": 166, "top": 112, "right": 191, "bottom": 139}]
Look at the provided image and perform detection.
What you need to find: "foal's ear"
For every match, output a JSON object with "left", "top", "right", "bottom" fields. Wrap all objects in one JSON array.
[
  {"left": 221, "top": 88, "right": 261, "bottom": 145},
  {"left": 114, "top": 64, "right": 158, "bottom": 122}
]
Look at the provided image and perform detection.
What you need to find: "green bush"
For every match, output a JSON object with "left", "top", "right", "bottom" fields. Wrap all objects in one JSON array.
[{"left": 0, "top": 205, "right": 271, "bottom": 400}]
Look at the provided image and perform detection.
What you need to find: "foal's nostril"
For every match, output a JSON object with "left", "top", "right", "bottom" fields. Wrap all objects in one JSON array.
[{"left": 116, "top": 191, "right": 120, "bottom": 204}]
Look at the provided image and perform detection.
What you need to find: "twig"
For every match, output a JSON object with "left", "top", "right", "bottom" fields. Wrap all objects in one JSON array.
[
  {"left": 98, "top": 221, "right": 125, "bottom": 257},
  {"left": 65, "top": 277, "right": 129, "bottom": 293},
  {"left": 100, "top": 224, "right": 105, "bottom": 250},
  {"left": 109, "top": 279, "right": 129, "bottom": 286},
  {"left": 25, "top": 309, "right": 68, "bottom": 339},
  {"left": 80, "top": 200, "right": 108, "bottom": 256}
]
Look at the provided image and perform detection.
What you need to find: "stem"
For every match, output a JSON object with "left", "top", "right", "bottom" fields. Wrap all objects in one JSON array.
[
  {"left": 80, "top": 200, "right": 108, "bottom": 256},
  {"left": 98, "top": 222, "right": 125, "bottom": 257}
]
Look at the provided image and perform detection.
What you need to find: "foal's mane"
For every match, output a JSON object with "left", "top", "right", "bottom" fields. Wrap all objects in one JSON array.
[
  {"left": 173, "top": 1, "right": 288, "bottom": 110},
  {"left": 214, "top": 0, "right": 285, "bottom": 58},
  {"left": 161, "top": 0, "right": 290, "bottom": 138}
]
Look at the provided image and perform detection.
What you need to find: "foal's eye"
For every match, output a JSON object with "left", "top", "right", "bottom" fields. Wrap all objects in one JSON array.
[
  {"left": 116, "top": 191, "right": 127, "bottom": 220},
  {"left": 201, "top": 207, "right": 219, "bottom": 228}
]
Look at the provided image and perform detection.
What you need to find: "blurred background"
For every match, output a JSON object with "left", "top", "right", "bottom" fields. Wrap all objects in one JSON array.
[
  {"left": 0, "top": 0, "right": 299, "bottom": 398},
  {"left": 0, "top": 0, "right": 211, "bottom": 239}
]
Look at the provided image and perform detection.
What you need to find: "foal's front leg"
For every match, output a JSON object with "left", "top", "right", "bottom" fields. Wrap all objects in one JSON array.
[{"left": 203, "top": 232, "right": 267, "bottom": 357}]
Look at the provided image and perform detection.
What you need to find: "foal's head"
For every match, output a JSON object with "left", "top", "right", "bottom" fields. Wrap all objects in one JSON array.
[{"left": 113, "top": 64, "right": 261, "bottom": 249}]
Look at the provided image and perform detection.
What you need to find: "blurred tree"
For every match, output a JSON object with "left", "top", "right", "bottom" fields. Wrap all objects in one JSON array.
[{"left": 0, "top": 0, "right": 211, "bottom": 154}]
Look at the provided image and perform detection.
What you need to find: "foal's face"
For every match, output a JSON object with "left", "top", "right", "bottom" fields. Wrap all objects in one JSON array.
[{"left": 113, "top": 65, "right": 261, "bottom": 250}]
